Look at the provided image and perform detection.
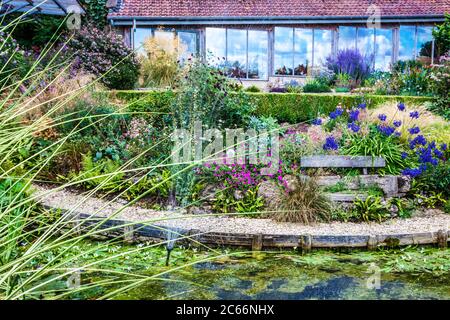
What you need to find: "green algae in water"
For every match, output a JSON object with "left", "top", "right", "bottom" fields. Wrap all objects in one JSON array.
[{"left": 29, "top": 240, "right": 450, "bottom": 300}]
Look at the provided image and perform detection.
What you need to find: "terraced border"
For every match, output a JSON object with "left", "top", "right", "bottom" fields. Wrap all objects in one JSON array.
[{"left": 44, "top": 205, "right": 449, "bottom": 251}]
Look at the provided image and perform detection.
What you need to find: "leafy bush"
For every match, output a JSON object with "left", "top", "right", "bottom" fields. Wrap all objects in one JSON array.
[
  {"left": 0, "top": 32, "right": 30, "bottom": 87},
  {"left": 326, "top": 49, "right": 373, "bottom": 84},
  {"left": 352, "top": 195, "right": 389, "bottom": 222},
  {"left": 302, "top": 79, "right": 332, "bottom": 93},
  {"left": 68, "top": 25, "right": 139, "bottom": 90},
  {"left": 432, "top": 13, "right": 450, "bottom": 54},
  {"left": 428, "top": 57, "right": 450, "bottom": 120},
  {"left": 272, "top": 176, "right": 331, "bottom": 224},
  {"left": 390, "top": 60, "right": 432, "bottom": 96}
]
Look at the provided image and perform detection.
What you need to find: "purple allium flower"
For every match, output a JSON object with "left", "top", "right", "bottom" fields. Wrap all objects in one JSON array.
[
  {"left": 312, "top": 118, "right": 322, "bottom": 125},
  {"left": 393, "top": 120, "right": 402, "bottom": 127},
  {"left": 408, "top": 126, "right": 420, "bottom": 135},
  {"left": 349, "top": 109, "right": 360, "bottom": 122},
  {"left": 409, "top": 111, "right": 420, "bottom": 119},
  {"left": 378, "top": 114, "right": 387, "bottom": 122},
  {"left": 397, "top": 103, "right": 406, "bottom": 111},
  {"left": 323, "top": 136, "right": 339, "bottom": 151},
  {"left": 348, "top": 122, "right": 360, "bottom": 133}
]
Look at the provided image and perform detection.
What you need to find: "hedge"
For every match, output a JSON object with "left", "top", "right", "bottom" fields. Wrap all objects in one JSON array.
[{"left": 107, "top": 90, "right": 436, "bottom": 123}]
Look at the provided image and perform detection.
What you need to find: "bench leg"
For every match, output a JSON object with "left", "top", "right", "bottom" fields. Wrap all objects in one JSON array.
[{"left": 362, "top": 168, "right": 368, "bottom": 175}]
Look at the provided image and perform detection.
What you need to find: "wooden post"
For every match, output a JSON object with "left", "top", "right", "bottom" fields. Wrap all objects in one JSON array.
[
  {"left": 437, "top": 229, "right": 448, "bottom": 249},
  {"left": 367, "top": 235, "right": 378, "bottom": 250},
  {"left": 252, "top": 233, "right": 263, "bottom": 251},
  {"left": 123, "top": 225, "right": 134, "bottom": 244},
  {"left": 299, "top": 234, "right": 312, "bottom": 253}
]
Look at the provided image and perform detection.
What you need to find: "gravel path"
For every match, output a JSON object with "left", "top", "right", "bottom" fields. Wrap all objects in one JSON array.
[{"left": 34, "top": 184, "right": 450, "bottom": 237}]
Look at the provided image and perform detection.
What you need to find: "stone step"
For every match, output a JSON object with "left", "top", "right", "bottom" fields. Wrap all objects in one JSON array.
[{"left": 325, "top": 192, "right": 369, "bottom": 203}]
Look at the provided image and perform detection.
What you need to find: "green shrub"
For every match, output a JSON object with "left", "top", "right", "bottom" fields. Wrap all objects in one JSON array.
[
  {"left": 244, "top": 85, "right": 262, "bottom": 93},
  {"left": 302, "top": 80, "right": 332, "bottom": 93},
  {"left": 110, "top": 90, "right": 436, "bottom": 124},
  {"left": 352, "top": 195, "right": 389, "bottom": 223}
]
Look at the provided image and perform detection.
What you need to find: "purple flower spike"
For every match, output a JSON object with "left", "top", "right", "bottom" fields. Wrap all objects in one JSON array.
[
  {"left": 312, "top": 118, "right": 322, "bottom": 125},
  {"left": 348, "top": 122, "right": 360, "bottom": 133},
  {"left": 408, "top": 126, "right": 420, "bottom": 135},
  {"left": 349, "top": 109, "right": 360, "bottom": 122},
  {"left": 398, "top": 103, "right": 406, "bottom": 111},
  {"left": 323, "top": 136, "right": 339, "bottom": 151}
]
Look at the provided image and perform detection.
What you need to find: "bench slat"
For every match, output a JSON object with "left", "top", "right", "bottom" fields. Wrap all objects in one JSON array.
[{"left": 300, "top": 155, "right": 385, "bottom": 168}]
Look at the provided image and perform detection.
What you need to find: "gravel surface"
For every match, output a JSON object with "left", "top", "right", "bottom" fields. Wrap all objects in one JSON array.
[{"left": 34, "top": 184, "right": 450, "bottom": 236}]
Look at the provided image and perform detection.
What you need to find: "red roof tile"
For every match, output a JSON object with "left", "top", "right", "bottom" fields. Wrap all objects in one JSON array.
[{"left": 108, "top": 0, "right": 450, "bottom": 18}]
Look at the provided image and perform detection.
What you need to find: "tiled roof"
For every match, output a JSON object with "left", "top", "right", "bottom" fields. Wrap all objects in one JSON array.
[{"left": 108, "top": 0, "right": 450, "bottom": 18}]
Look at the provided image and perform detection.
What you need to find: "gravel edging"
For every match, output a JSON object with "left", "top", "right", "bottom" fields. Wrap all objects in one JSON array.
[{"left": 33, "top": 184, "right": 450, "bottom": 249}]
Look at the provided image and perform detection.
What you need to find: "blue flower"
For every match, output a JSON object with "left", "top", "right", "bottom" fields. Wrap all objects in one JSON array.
[
  {"left": 408, "top": 126, "right": 420, "bottom": 135},
  {"left": 429, "top": 141, "right": 436, "bottom": 149},
  {"left": 401, "top": 152, "right": 408, "bottom": 159},
  {"left": 329, "top": 108, "right": 344, "bottom": 120},
  {"left": 347, "top": 122, "right": 360, "bottom": 133},
  {"left": 402, "top": 167, "right": 422, "bottom": 177},
  {"left": 397, "top": 103, "right": 406, "bottom": 111},
  {"left": 349, "top": 109, "right": 360, "bottom": 122},
  {"left": 393, "top": 120, "right": 402, "bottom": 127},
  {"left": 409, "top": 135, "right": 427, "bottom": 149},
  {"left": 441, "top": 143, "right": 447, "bottom": 151},
  {"left": 357, "top": 103, "right": 367, "bottom": 110},
  {"left": 312, "top": 118, "right": 322, "bottom": 125},
  {"left": 323, "top": 136, "right": 339, "bottom": 151},
  {"left": 434, "top": 149, "right": 444, "bottom": 159},
  {"left": 377, "top": 125, "right": 395, "bottom": 136},
  {"left": 378, "top": 114, "right": 387, "bottom": 122},
  {"left": 409, "top": 111, "right": 420, "bottom": 119}
]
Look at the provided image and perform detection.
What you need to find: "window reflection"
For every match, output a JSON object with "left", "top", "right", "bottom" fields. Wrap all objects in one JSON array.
[
  {"left": 416, "top": 26, "right": 433, "bottom": 58},
  {"left": 399, "top": 26, "right": 416, "bottom": 61},
  {"left": 133, "top": 27, "right": 152, "bottom": 54},
  {"left": 206, "top": 28, "right": 226, "bottom": 66},
  {"left": 357, "top": 27, "right": 375, "bottom": 61},
  {"left": 375, "top": 28, "right": 393, "bottom": 71},
  {"left": 339, "top": 26, "right": 357, "bottom": 50},
  {"left": 248, "top": 30, "right": 268, "bottom": 79},
  {"left": 274, "top": 27, "right": 294, "bottom": 75},
  {"left": 314, "top": 29, "right": 333, "bottom": 67},
  {"left": 206, "top": 27, "right": 268, "bottom": 79},
  {"left": 294, "top": 29, "right": 312, "bottom": 75},
  {"left": 178, "top": 31, "right": 197, "bottom": 62},
  {"left": 227, "top": 29, "right": 247, "bottom": 78}
]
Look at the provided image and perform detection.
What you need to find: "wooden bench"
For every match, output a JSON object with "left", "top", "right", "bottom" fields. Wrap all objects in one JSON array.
[{"left": 300, "top": 155, "right": 385, "bottom": 175}]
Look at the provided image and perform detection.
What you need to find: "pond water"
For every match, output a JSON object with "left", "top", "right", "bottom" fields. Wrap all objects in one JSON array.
[{"left": 116, "top": 249, "right": 450, "bottom": 300}]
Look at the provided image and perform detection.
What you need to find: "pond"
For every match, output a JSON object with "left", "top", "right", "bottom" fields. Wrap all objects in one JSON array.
[{"left": 112, "top": 247, "right": 450, "bottom": 300}]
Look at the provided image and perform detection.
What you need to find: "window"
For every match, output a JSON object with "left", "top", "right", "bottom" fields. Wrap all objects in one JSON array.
[
  {"left": 294, "top": 29, "right": 313, "bottom": 75},
  {"left": 206, "top": 28, "right": 226, "bottom": 66},
  {"left": 399, "top": 26, "right": 416, "bottom": 61},
  {"left": 248, "top": 30, "right": 268, "bottom": 79},
  {"left": 339, "top": 26, "right": 357, "bottom": 50},
  {"left": 205, "top": 28, "right": 269, "bottom": 79},
  {"left": 313, "top": 29, "right": 333, "bottom": 68},
  {"left": 274, "top": 27, "right": 294, "bottom": 75},
  {"left": 274, "top": 27, "right": 329, "bottom": 76},
  {"left": 133, "top": 27, "right": 152, "bottom": 53},
  {"left": 357, "top": 27, "right": 375, "bottom": 59},
  {"left": 133, "top": 28, "right": 198, "bottom": 59},
  {"left": 399, "top": 25, "right": 434, "bottom": 61},
  {"left": 375, "top": 28, "right": 393, "bottom": 71},
  {"left": 416, "top": 26, "right": 433, "bottom": 58}
]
